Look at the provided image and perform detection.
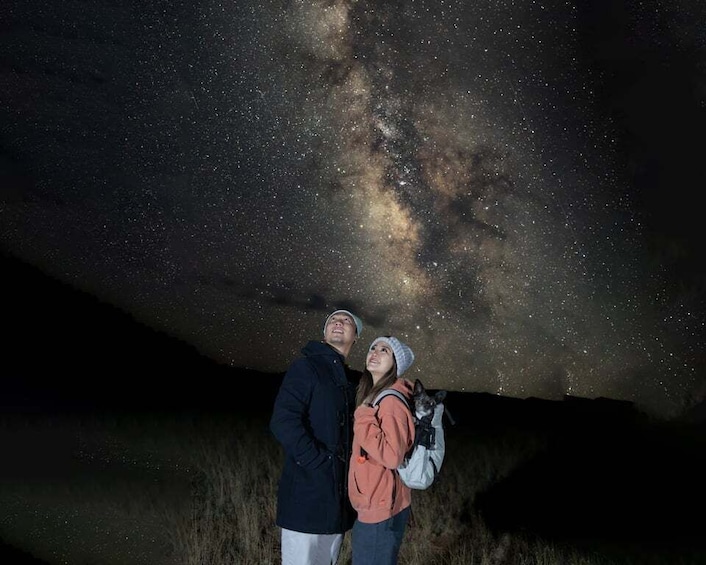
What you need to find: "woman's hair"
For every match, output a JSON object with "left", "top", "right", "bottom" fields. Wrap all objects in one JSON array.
[{"left": 355, "top": 361, "right": 398, "bottom": 406}]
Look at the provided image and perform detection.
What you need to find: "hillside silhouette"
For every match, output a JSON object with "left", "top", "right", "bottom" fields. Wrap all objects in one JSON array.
[{"left": 2, "top": 250, "right": 281, "bottom": 412}]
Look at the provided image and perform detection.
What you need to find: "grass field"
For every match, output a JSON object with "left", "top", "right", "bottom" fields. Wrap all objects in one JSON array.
[{"left": 0, "top": 392, "right": 704, "bottom": 565}]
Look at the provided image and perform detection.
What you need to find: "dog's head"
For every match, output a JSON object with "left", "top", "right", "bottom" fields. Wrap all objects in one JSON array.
[{"left": 412, "top": 379, "right": 446, "bottom": 420}]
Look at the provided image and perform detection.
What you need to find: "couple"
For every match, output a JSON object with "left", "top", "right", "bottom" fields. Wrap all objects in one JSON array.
[{"left": 270, "top": 309, "right": 417, "bottom": 565}]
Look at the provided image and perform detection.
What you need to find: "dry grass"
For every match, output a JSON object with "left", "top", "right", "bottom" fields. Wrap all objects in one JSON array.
[{"left": 0, "top": 409, "right": 703, "bottom": 565}]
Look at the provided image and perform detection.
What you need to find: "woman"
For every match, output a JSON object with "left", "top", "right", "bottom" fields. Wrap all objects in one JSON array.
[{"left": 348, "top": 335, "right": 416, "bottom": 565}]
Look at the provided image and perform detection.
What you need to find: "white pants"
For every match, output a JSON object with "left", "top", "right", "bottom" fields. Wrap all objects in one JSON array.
[{"left": 281, "top": 528, "right": 343, "bottom": 565}]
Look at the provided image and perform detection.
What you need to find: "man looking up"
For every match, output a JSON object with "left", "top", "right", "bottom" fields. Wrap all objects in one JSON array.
[{"left": 270, "top": 309, "right": 363, "bottom": 565}]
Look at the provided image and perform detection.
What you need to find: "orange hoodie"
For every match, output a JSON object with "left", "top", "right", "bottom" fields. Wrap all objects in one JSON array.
[{"left": 348, "top": 378, "right": 416, "bottom": 524}]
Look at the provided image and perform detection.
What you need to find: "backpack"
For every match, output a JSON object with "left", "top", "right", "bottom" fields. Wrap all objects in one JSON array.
[{"left": 373, "top": 386, "right": 446, "bottom": 490}]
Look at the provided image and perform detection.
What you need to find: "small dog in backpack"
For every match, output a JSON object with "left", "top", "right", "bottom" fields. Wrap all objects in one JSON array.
[{"left": 411, "top": 378, "right": 447, "bottom": 422}]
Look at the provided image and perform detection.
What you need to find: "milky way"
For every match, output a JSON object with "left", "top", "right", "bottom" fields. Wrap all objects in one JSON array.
[{"left": 2, "top": 0, "right": 704, "bottom": 416}]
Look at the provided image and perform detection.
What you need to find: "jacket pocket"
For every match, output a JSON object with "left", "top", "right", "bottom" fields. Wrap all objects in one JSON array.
[{"left": 350, "top": 463, "right": 395, "bottom": 512}]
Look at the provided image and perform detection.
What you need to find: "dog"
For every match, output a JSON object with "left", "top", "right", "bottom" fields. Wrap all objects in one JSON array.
[{"left": 411, "top": 378, "right": 447, "bottom": 422}]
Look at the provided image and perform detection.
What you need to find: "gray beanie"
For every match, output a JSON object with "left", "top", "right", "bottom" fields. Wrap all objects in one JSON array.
[
  {"left": 370, "top": 336, "right": 415, "bottom": 376},
  {"left": 323, "top": 309, "right": 363, "bottom": 337}
]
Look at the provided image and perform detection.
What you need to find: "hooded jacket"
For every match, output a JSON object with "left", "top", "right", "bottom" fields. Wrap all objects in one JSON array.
[
  {"left": 348, "top": 377, "right": 416, "bottom": 524},
  {"left": 270, "top": 340, "right": 359, "bottom": 534}
]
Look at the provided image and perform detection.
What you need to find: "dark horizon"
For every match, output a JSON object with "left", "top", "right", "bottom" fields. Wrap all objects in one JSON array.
[{"left": 5, "top": 248, "right": 705, "bottom": 422}]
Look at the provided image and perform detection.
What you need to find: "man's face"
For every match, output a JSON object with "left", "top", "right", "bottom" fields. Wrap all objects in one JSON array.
[{"left": 324, "top": 312, "right": 357, "bottom": 352}]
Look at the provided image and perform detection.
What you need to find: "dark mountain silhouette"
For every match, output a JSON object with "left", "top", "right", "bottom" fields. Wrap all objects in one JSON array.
[
  {"left": 0, "top": 539, "right": 51, "bottom": 565},
  {"left": 1, "top": 250, "right": 282, "bottom": 413},
  {"left": 469, "top": 391, "right": 706, "bottom": 558}
]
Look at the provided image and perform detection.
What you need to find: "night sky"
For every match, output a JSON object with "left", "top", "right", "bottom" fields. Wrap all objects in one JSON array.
[{"left": 2, "top": 0, "right": 704, "bottom": 418}]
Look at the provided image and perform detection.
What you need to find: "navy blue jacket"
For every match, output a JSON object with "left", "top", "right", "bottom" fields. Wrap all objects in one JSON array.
[{"left": 270, "top": 340, "right": 359, "bottom": 534}]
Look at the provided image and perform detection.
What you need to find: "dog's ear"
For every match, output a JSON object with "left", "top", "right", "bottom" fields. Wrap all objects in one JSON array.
[
  {"left": 435, "top": 390, "right": 447, "bottom": 403},
  {"left": 414, "top": 379, "right": 425, "bottom": 394}
]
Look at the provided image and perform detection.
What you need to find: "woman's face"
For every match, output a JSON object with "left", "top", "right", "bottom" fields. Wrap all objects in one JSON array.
[{"left": 366, "top": 341, "right": 395, "bottom": 382}]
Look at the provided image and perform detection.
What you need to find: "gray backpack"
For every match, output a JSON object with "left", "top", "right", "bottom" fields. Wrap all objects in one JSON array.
[{"left": 373, "top": 387, "right": 446, "bottom": 490}]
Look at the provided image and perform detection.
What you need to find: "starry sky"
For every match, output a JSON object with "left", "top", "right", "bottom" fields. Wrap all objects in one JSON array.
[{"left": 2, "top": 0, "right": 705, "bottom": 417}]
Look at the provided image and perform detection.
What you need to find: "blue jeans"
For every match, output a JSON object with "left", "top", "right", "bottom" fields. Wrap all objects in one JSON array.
[{"left": 351, "top": 506, "right": 410, "bottom": 565}]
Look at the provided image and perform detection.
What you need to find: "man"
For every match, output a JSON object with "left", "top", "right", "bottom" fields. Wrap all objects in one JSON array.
[{"left": 270, "top": 309, "right": 363, "bottom": 565}]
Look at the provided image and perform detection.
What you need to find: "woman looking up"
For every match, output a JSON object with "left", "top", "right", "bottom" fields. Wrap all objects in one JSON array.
[{"left": 348, "top": 335, "right": 416, "bottom": 565}]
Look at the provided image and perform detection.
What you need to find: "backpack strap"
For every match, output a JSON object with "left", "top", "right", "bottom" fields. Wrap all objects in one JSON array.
[
  {"left": 359, "top": 389, "right": 412, "bottom": 462},
  {"left": 372, "top": 389, "right": 416, "bottom": 459},
  {"left": 372, "top": 388, "right": 412, "bottom": 411},
  {"left": 373, "top": 391, "right": 437, "bottom": 449}
]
